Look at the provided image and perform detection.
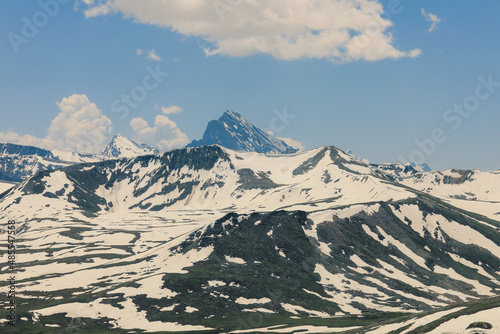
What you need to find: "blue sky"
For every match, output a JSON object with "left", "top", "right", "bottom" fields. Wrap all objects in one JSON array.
[{"left": 1, "top": 0, "right": 499, "bottom": 171}]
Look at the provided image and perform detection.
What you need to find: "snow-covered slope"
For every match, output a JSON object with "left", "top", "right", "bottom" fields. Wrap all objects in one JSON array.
[
  {"left": 394, "top": 169, "right": 500, "bottom": 220},
  {"left": 50, "top": 149, "right": 102, "bottom": 164},
  {"left": 370, "top": 162, "right": 422, "bottom": 179},
  {"left": 363, "top": 296, "right": 500, "bottom": 334},
  {"left": 187, "top": 110, "right": 298, "bottom": 154},
  {"left": 0, "top": 201, "right": 499, "bottom": 331},
  {"left": 0, "top": 143, "right": 74, "bottom": 182},
  {"left": 101, "top": 134, "right": 160, "bottom": 158},
  {"left": 0, "top": 145, "right": 416, "bottom": 219},
  {"left": 0, "top": 180, "right": 15, "bottom": 194},
  {"left": 399, "top": 169, "right": 500, "bottom": 202},
  {"left": 0, "top": 145, "right": 499, "bottom": 332},
  {"left": 4, "top": 145, "right": 500, "bottom": 223},
  {"left": 0, "top": 135, "right": 160, "bottom": 183}
]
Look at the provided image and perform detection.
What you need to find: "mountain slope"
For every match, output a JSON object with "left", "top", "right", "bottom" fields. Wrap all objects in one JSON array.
[
  {"left": 1, "top": 199, "right": 499, "bottom": 332},
  {"left": 0, "top": 145, "right": 415, "bottom": 218},
  {"left": 0, "top": 180, "right": 15, "bottom": 194},
  {"left": 1, "top": 145, "right": 499, "bottom": 332},
  {"left": 389, "top": 168, "right": 500, "bottom": 221},
  {"left": 0, "top": 135, "right": 160, "bottom": 183},
  {"left": 398, "top": 169, "right": 500, "bottom": 202},
  {"left": 356, "top": 295, "right": 500, "bottom": 333},
  {"left": 0, "top": 143, "right": 73, "bottom": 182},
  {"left": 101, "top": 134, "right": 160, "bottom": 158},
  {"left": 187, "top": 110, "right": 298, "bottom": 154}
]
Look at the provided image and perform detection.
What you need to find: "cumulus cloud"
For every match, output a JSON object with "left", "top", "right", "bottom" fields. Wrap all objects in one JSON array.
[
  {"left": 80, "top": 0, "right": 421, "bottom": 63},
  {"left": 130, "top": 106, "right": 189, "bottom": 151},
  {"left": 421, "top": 8, "right": 441, "bottom": 33},
  {"left": 161, "top": 105, "right": 183, "bottom": 115},
  {"left": 83, "top": 2, "right": 111, "bottom": 18},
  {"left": 0, "top": 130, "right": 43, "bottom": 148},
  {"left": 0, "top": 94, "right": 113, "bottom": 153},
  {"left": 278, "top": 137, "right": 305, "bottom": 151},
  {"left": 137, "top": 48, "right": 162, "bottom": 61}
]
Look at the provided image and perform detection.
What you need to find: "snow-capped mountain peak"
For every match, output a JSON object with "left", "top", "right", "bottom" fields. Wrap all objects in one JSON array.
[
  {"left": 0, "top": 135, "right": 160, "bottom": 183},
  {"left": 187, "top": 110, "right": 298, "bottom": 154},
  {"left": 101, "top": 134, "right": 160, "bottom": 158},
  {"left": 222, "top": 109, "right": 246, "bottom": 123}
]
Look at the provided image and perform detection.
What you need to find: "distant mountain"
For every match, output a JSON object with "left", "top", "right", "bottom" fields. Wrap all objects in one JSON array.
[
  {"left": 4, "top": 145, "right": 413, "bottom": 213},
  {"left": 370, "top": 162, "right": 421, "bottom": 180},
  {"left": 101, "top": 134, "right": 160, "bottom": 158},
  {"left": 0, "top": 142, "right": 54, "bottom": 158},
  {"left": 5, "top": 144, "right": 499, "bottom": 219},
  {"left": 411, "top": 161, "right": 432, "bottom": 172},
  {"left": 0, "top": 135, "right": 160, "bottom": 182},
  {"left": 187, "top": 110, "right": 298, "bottom": 154},
  {"left": 0, "top": 143, "right": 73, "bottom": 182}
]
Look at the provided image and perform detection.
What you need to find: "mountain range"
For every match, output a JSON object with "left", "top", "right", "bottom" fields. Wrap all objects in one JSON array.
[
  {"left": 0, "top": 134, "right": 159, "bottom": 183},
  {"left": 0, "top": 111, "right": 298, "bottom": 184},
  {"left": 0, "top": 111, "right": 499, "bottom": 333}
]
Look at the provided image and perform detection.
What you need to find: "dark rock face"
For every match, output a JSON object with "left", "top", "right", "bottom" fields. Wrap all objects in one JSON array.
[
  {"left": 0, "top": 143, "right": 65, "bottom": 182},
  {"left": 187, "top": 110, "right": 298, "bottom": 154},
  {"left": 0, "top": 143, "right": 54, "bottom": 158}
]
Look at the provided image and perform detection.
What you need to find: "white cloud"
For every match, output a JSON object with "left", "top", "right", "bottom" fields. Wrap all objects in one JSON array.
[
  {"left": 161, "top": 105, "right": 183, "bottom": 115},
  {"left": 277, "top": 137, "right": 305, "bottom": 151},
  {"left": 147, "top": 49, "right": 162, "bottom": 61},
  {"left": 130, "top": 107, "right": 189, "bottom": 151},
  {"left": 0, "top": 94, "right": 113, "bottom": 153},
  {"left": 136, "top": 48, "right": 162, "bottom": 61},
  {"left": 421, "top": 8, "right": 441, "bottom": 33},
  {"left": 0, "top": 130, "right": 43, "bottom": 148},
  {"left": 81, "top": 0, "right": 421, "bottom": 63},
  {"left": 83, "top": 2, "right": 111, "bottom": 18}
]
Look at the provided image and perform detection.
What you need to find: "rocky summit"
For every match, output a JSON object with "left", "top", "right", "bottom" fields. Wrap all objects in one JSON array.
[{"left": 187, "top": 110, "right": 298, "bottom": 154}]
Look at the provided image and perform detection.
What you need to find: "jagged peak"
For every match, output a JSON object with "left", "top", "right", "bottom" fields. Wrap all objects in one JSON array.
[
  {"left": 222, "top": 110, "right": 241, "bottom": 119},
  {"left": 110, "top": 133, "right": 127, "bottom": 141},
  {"left": 101, "top": 134, "right": 160, "bottom": 158},
  {"left": 187, "top": 110, "right": 299, "bottom": 154}
]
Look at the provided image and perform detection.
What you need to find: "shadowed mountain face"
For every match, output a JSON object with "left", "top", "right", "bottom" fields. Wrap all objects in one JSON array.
[
  {"left": 187, "top": 110, "right": 298, "bottom": 154},
  {"left": 0, "top": 143, "right": 54, "bottom": 158},
  {"left": 0, "top": 143, "right": 70, "bottom": 182}
]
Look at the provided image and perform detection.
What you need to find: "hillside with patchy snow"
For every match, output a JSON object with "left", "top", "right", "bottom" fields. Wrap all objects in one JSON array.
[
  {"left": 0, "top": 145, "right": 415, "bottom": 219},
  {"left": 0, "top": 144, "right": 499, "bottom": 332}
]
